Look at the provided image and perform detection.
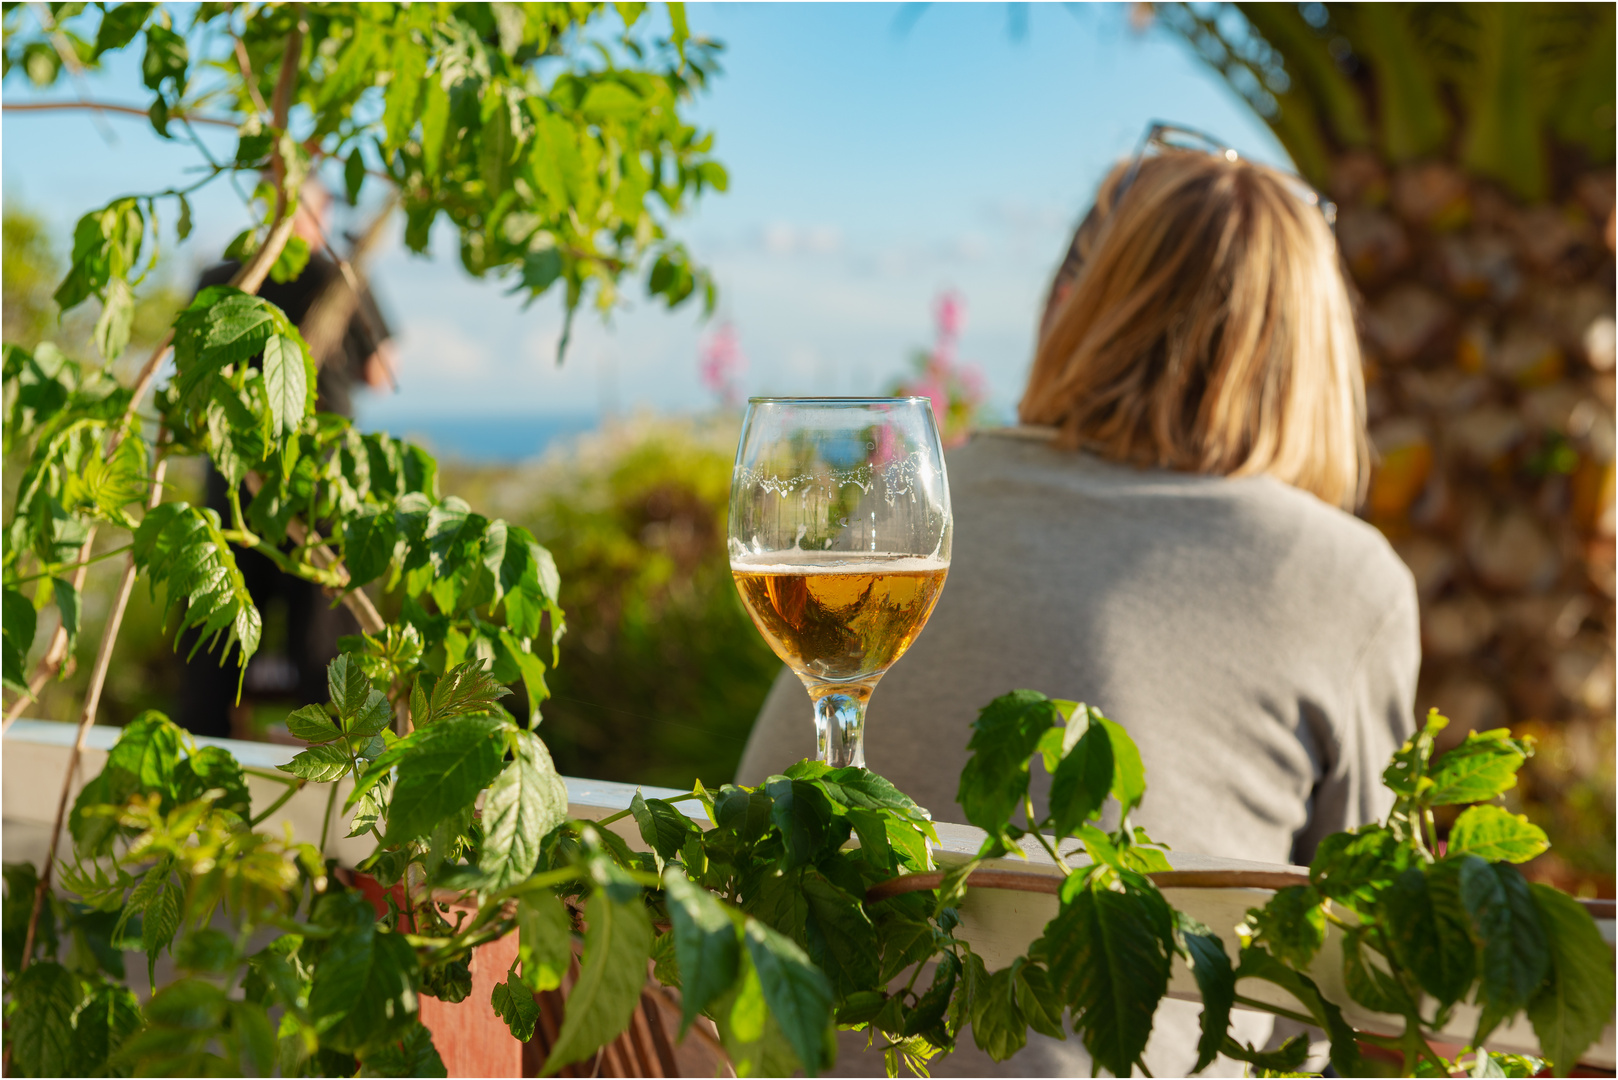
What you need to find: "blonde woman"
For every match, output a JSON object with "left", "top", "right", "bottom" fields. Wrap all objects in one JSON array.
[{"left": 738, "top": 125, "right": 1420, "bottom": 1077}]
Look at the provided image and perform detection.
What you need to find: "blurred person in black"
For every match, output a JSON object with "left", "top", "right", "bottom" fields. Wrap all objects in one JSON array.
[{"left": 179, "top": 179, "right": 397, "bottom": 738}]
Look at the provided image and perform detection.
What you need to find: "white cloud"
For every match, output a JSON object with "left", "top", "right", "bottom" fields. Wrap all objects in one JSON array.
[{"left": 394, "top": 320, "right": 491, "bottom": 379}]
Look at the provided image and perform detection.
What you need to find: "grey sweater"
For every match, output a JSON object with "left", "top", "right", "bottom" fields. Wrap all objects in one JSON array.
[{"left": 735, "top": 428, "right": 1420, "bottom": 1077}]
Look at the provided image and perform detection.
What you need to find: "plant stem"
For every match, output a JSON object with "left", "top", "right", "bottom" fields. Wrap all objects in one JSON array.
[
  {"left": 319, "top": 780, "right": 339, "bottom": 857},
  {"left": 593, "top": 791, "right": 703, "bottom": 829},
  {"left": 1024, "top": 795, "right": 1071, "bottom": 875},
  {"left": 249, "top": 778, "right": 306, "bottom": 827},
  {"left": 6, "top": 544, "right": 134, "bottom": 586},
  {"left": 1, "top": 99, "right": 237, "bottom": 126}
]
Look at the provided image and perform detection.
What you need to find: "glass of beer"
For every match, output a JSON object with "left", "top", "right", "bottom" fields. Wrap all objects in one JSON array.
[{"left": 729, "top": 398, "right": 952, "bottom": 768}]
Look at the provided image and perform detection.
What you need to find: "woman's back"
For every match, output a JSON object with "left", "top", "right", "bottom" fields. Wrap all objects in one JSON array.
[{"left": 737, "top": 426, "right": 1419, "bottom": 866}]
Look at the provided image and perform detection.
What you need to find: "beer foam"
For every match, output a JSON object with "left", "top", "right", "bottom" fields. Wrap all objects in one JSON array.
[{"left": 730, "top": 551, "right": 951, "bottom": 574}]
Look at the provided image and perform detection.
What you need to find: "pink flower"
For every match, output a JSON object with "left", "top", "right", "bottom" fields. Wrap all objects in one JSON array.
[{"left": 699, "top": 321, "right": 746, "bottom": 405}]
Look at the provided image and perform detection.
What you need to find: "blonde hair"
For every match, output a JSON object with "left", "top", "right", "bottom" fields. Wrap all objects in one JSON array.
[{"left": 1020, "top": 151, "right": 1368, "bottom": 509}]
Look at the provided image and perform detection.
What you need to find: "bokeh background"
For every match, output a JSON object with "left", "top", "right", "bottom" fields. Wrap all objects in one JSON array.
[{"left": 4, "top": 3, "right": 1612, "bottom": 896}]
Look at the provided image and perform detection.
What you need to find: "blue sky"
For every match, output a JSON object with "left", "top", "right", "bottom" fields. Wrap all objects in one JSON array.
[{"left": 1, "top": 3, "right": 1284, "bottom": 433}]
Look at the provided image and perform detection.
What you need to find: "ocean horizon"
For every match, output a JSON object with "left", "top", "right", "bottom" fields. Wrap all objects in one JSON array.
[{"left": 357, "top": 412, "right": 601, "bottom": 463}]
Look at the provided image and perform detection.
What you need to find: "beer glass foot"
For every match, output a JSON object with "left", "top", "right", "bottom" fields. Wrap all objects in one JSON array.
[{"left": 811, "top": 686, "right": 870, "bottom": 768}]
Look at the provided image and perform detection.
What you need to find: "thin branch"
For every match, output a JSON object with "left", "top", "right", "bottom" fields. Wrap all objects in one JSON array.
[
  {"left": 241, "top": 472, "right": 386, "bottom": 636},
  {"left": 18, "top": 455, "right": 166, "bottom": 974},
  {"left": 29, "top": 1, "right": 117, "bottom": 142},
  {"left": 233, "top": 36, "right": 271, "bottom": 117},
  {"left": 1, "top": 100, "right": 238, "bottom": 127}
]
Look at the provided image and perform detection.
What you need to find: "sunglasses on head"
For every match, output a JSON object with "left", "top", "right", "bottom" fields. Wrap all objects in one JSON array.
[
  {"left": 1117, "top": 121, "right": 1338, "bottom": 230},
  {"left": 1044, "top": 121, "right": 1338, "bottom": 316}
]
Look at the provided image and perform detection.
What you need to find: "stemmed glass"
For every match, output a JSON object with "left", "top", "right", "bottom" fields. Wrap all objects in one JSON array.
[{"left": 728, "top": 398, "right": 953, "bottom": 768}]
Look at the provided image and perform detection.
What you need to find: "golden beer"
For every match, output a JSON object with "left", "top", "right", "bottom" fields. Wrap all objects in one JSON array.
[{"left": 731, "top": 555, "right": 949, "bottom": 685}]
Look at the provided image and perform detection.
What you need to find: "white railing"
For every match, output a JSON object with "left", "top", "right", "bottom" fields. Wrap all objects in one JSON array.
[{"left": 5, "top": 719, "right": 1612, "bottom": 1068}]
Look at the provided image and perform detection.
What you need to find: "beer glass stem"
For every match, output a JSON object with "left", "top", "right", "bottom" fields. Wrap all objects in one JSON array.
[{"left": 811, "top": 685, "right": 870, "bottom": 768}]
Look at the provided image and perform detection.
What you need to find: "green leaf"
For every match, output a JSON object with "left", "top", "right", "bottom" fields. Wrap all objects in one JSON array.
[
  {"left": 1096, "top": 713, "right": 1146, "bottom": 815},
  {"left": 385, "top": 714, "right": 507, "bottom": 842},
  {"left": 8, "top": 961, "right": 81, "bottom": 1077},
  {"left": 1012, "top": 958, "right": 1063, "bottom": 1043},
  {"left": 765, "top": 776, "right": 838, "bottom": 869},
  {"left": 262, "top": 333, "right": 309, "bottom": 438},
  {"left": 141, "top": 24, "right": 187, "bottom": 90},
  {"left": 958, "top": 690, "right": 1060, "bottom": 836},
  {"left": 1527, "top": 883, "right": 1616, "bottom": 1076},
  {"left": 1342, "top": 927, "right": 1409, "bottom": 1015},
  {"left": 1244, "top": 885, "right": 1326, "bottom": 970},
  {"left": 1175, "top": 912, "right": 1234, "bottom": 1073},
  {"left": 268, "top": 236, "right": 312, "bottom": 285},
  {"left": 309, "top": 923, "right": 419, "bottom": 1053},
  {"left": 3, "top": 586, "right": 37, "bottom": 691},
  {"left": 174, "top": 745, "right": 250, "bottom": 817},
  {"left": 327, "top": 652, "right": 372, "bottom": 719},
  {"left": 492, "top": 975, "right": 541, "bottom": 1040},
  {"left": 664, "top": 870, "right": 742, "bottom": 1034},
  {"left": 969, "top": 965, "right": 1029, "bottom": 1060},
  {"left": 344, "top": 507, "right": 397, "bottom": 588},
  {"left": 95, "top": 276, "right": 135, "bottom": 361},
  {"left": 1449, "top": 805, "right": 1550, "bottom": 864},
  {"left": 631, "top": 791, "right": 699, "bottom": 861},
  {"left": 94, "top": 2, "right": 155, "bottom": 57},
  {"left": 802, "top": 869, "right": 879, "bottom": 997},
  {"left": 516, "top": 891, "right": 572, "bottom": 994},
  {"left": 1038, "top": 868, "right": 1173, "bottom": 1077},
  {"left": 1428, "top": 728, "right": 1532, "bottom": 806},
  {"left": 70, "top": 711, "right": 185, "bottom": 853},
  {"left": 1232, "top": 946, "right": 1362, "bottom": 1075},
  {"left": 1309, "top": 824, "right": 1409, "bottom": 910},
  {"left": 742, "top": 917, "right": 834, "bottom": 1077},
  {"left": 912, "top": 952, "right": 964, "bottom": 1042},
  {"left": 279, "top": 743, "right": 353, "bottom": 783},
  {"left": 1382, "top": 863, "right": 1477, "bottom": 1011},
  {"left": 287, "top": 703, "right": 341, "bottom": 743},
  {"left": 541, "top": 892, "right": 653, "bottom": 1076},
  {"left": 1049, "top": 713, "right": 1114, "bottom": 838},
  {"left": 132, "top": 502, "right": 261, "bottom": 671},
  {"left": 346, "top": 689, "right": 393, "bottom": 738},
  {"left": 71, "top": 981, "right": 143, "bottom": 1077},
  {"left": 358, "top": 1019, "right": 446, "bottom": 1077},
  {"left": 424, "top": 659, "right": 511, "bottom": 724},
  {"left": 479, "top": 729, "right": 568, "bottom": 887},
  {"left": 345, "top": 148, "right": 367, "bottom": 205},
  {"left": 1459, "top": 858, "right": 1549, "bottom": 1045}
]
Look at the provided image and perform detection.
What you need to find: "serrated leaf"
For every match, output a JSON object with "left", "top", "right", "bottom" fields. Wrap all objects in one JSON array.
[
  {"left": 957, "top": 690, "right": 1060, "bottom": 837},
  {"left": 1449, "top": 805, "right": 1550, "bottom": 864},
  {"left": 1049, "top": 715, "right": 1114, "bottom": 838},
  {"left": 424, "top": 659, "right": 511, "bottom": 724},
  {"left": 1428, "top": 728, "right": 1531, "bottom": 806},
  {"left": 1095, "top": 713, "right": 1146, "bottom": 815},
  {"left": 385, "top": 714, "right": 507, "bottom": 842},
  {"left": 174, "top": 745, "right": 250, "bottom": 817},
  {"left": 541, "top": 892, "right": 653, "bottom": 1076},
  {"left": 742, "top": 917, "right": 834, "bottom": 1077},
  {"left": 491, "top": 976, "right": 541, "bottom": 1040},
  {"left": 631, "top": 791, "right": 699, "bottom": 861},
  {"left": 358, "top": 1019, "right": 446, "bottom": 1077},
  {"left": 516, "top": 891, "right": 572, "bottom": 994},
  {"left": 262, "top": 333, "right": 308, "bottom": 438},
  {"left": 346, "top": 689, "right": 393, "bottom": 738},
  {"left": 308, "top": 924, "right": 419, "bottom": 1053},
  {"left": 8, "top": 961, "right": 81, "bottom": 1077},
  {"left": 344, "top": 507, "right": 397, "bottom": 587},
  {"left": 1175, "top": 912, "right": 1233, "bottom": 1073},
  {"left": 95, "top": 276, "right": 135, "bottom": 361},
  {"left": 1245, "top": 885, "right": 1326, "bottom": 970},
  {"left": 327, "top": 653, "right": 372, "bottom": 719},
  {"left": 1527, "top": 883, "right": 1616, "bottom": 1076},
  {"left": 132, "top": 502, "right": 261, "bottom": 671},
  {"left": 71, "top": 981, "right": 143, "bottom": 1076},
  {"left": 664, "top": 870, "right": 742, "bottom": 1034},
  {"left": 1039, "top": 869, "right": 1173, "bottom": 1077},
  {"left": 287, "top": 703, "right": 341, "bottom": 743},
  {"left": 478, "top": 730, "right": 568, "bottom": 887},
  {"left": 1459, "top": 858, "right": 1550, "bottom": 1045},
  {"left": 1383, "top": 863, "right": 1477, "bottom": 1011},
  {"left": 279, "top": 743, "right": 352, "bottom": 783}
]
